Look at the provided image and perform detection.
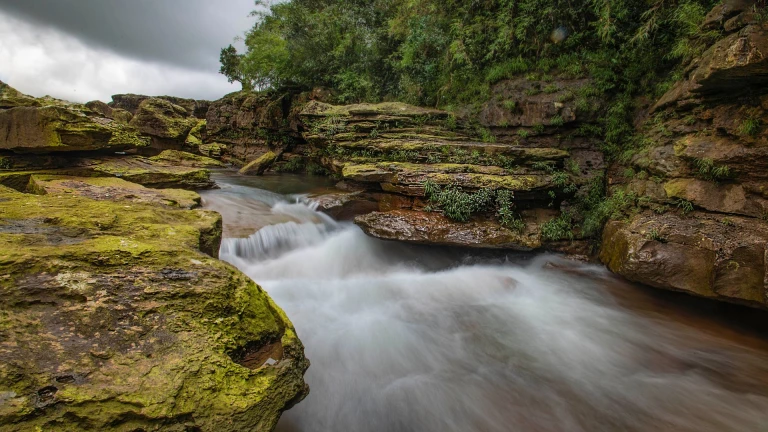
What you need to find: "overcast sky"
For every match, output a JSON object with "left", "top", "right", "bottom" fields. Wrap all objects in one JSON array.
[{"left": 0, "top": 0, "right": 258, "bottom": 103}]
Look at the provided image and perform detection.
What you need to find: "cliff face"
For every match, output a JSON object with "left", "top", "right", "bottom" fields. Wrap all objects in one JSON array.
[{"left": 600, "top": 6, "right": 768, "bottom": 307}]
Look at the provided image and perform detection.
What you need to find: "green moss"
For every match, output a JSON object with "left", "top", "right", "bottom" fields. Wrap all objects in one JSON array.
[
  {"left": 150, "top": 150, "right": 226, "bottom": 168},
  {"left": 0, "top": 82, "right": 40, "bottom": 109},
  {"left": 0, "top": 186, "right": 308, "bottom": 431}
]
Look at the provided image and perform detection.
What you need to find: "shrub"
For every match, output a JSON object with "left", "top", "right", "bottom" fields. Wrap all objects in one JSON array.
[
  {"left": 695, "top": 158, "right": 732, "bottom": 182},
  {"left": 423, "top": 180, "right": 495, "bottom": 222},
  {"left": 541, "top": 213, "right": 574, "bottom": 241}
]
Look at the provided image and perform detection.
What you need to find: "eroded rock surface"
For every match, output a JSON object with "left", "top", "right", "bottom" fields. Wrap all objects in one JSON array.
[
  {"left": 0, "top": 181, "right": 309, "bottom": 431},
  {"left": 0, "top": 84, "right": 149, "bottom": 153}
]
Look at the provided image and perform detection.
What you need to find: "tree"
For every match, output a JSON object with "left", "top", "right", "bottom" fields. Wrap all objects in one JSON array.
[{"left": 219, "top": 45, "right": 252, "bottom": 91}]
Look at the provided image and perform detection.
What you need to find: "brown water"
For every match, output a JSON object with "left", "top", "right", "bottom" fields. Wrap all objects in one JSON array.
[{"left": 204, "top": 171, "right": 768, "bottom": 432}]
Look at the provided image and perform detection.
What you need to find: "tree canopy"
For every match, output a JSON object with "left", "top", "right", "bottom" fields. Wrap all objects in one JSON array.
[{"left": 221, "top": 0, "right": 718, "bottom": 108}]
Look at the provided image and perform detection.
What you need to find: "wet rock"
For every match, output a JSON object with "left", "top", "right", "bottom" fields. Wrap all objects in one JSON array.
[
  {"left": 355, "top": 210, "right": 545, "bottom": 250},
  {"left": 0, "top": 183, "right": 309, "bottom": 431},
  {"left": 312, "top": 191, "right": 380, "bottom": 220},
  {"left": 239, "top": 151, "right": 278, "bottom": 176},
  {"left": 601, "top": 211, "right": 768, "bottom": 307}
]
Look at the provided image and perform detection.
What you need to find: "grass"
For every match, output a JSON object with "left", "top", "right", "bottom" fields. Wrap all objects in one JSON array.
[
  {"left": 738, "top": 117, "right": 761, "bottom": 137},
  {"left": 502, "top": 100, "right": 517, "bottom": 111},
  {"left": 550, "top": 115, "right": 564, "bottom": 127},
  {"left": 676, "top": 198, "right": 694, "bottom": 215},
  {"left": 477, "top": 127, "right": 497, "bottom": 143},
  {"left": 646, "top": 228, "right": 667, "bottom": 242}
]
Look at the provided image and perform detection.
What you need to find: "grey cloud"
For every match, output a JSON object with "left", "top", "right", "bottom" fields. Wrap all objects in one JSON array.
[
  {"left": 0, "top": 11, "right": 242, "bottom": 102},
  {"left": 0, "top": 0, "right": 256, "bottom": 71}
]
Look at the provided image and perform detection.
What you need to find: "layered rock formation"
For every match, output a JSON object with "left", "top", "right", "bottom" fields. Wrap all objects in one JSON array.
[
  {"left": 298, "top": 94, "right": 603, "bottom": 253},
  {"left": 601, "top": 7, "right": 768, "bottom": 307},
  {"left": 0, "top": 84, "right": 310, "bottom": 431}
]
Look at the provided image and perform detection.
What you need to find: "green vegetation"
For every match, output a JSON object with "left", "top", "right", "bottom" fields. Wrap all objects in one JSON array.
[
  {"left": 581, "top": 185, "right": 638, "bottom": 237},
  {"left": 496, "top": 190, "right": 525, "bottom": 232},
  {"left": 694, "top": 158, "right": 732, "bottom": 182},
  {"left": 423, "top": 180, "right": 526, "bottom": 230},
  {"left": 738, "top": 116, "right": 761, "bottom": 137},
  {"left": 676, "top": 198, "right": 694, "bottom": 215},
  {"left": 423, "top": 180, "right": 495, "bottom": 222},
  {"left": 222, "top": 0, "right": 718, "bottom": 123},
  {"left": 646, "top": 228, "right": 667, "bottom": 242},
  {"left": 541, "top": 212, "right": 574, "bottom": 241}
]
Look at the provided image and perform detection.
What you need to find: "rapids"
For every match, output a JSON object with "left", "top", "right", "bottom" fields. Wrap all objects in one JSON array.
[{"left": 202, "top": 172, "right": 768, "bottom": 432}]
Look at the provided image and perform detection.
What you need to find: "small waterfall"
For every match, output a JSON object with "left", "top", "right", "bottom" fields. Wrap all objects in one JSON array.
[{"left": 220, "top": 199, "right": 340, "bottom": 262}]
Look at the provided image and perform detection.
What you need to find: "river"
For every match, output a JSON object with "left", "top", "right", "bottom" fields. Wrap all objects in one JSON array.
[{"left": 202, "top": 171, "right": 768, "bottom": 432}]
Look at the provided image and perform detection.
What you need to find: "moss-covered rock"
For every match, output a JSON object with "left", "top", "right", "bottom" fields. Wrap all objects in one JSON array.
[
  {"left": 0, "top": 82, "right": 40, "bottom": 110},
  {"left": 239, "top": 152, "right": 278, "bottom": 176},
  {"left": 27, "top": 175, "right": 202, "bottom": 209},
  {"left": 0, "top": 105, "right": 149, "bottom": 153},
  {"left": 184, "top": 119, "right": 207, "bottom": 152},
  {"left": 341, "top": 161, "right": 552, "bottom": 196},
  {"left": 91, "top": 157, "right": 216, "bottom": 190},
  {"left": 601, "top": 211, "right": 768, "bottom": 308},
  {"left": 129, "top": 98, "right": 198, "bottom": 140},
  {"left": 149, "top": 150, "right": 227, "bottom": 168},
  {"left": 355, "top": 209, "right": 547, "bottom": 249},
  {"left": 0, "top": 184, "right": 309, "bottom": 431}
]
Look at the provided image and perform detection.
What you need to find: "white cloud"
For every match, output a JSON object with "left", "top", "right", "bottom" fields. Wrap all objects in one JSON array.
[{"left": 0, "top": 11, "right": 242, "bottom": 103}]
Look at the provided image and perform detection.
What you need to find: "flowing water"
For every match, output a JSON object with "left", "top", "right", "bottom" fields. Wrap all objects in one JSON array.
[{"left": 203, "top": 171, "right": 768, "bottom": 432}]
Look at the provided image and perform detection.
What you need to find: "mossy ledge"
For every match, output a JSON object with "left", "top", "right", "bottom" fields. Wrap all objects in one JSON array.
[{"left": 0, "top": 181, "right": 309, "bottom": 431}]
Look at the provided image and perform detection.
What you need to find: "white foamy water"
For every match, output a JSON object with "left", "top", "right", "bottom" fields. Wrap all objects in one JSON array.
[{"left": 207, "top": 173, "right": 768, "bottom": 432}]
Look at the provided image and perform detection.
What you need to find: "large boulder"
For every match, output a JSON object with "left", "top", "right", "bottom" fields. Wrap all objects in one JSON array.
[
  {"left": 0, "top": 183, "right": 309, "bottom": 431},
  {"left": 601, "top": 211, "right": 768, "bottom": 307},
  {"left": 239, "top": 151, "right": 278, "bottom": 176},
  {"left": 129, "top": 98, "right": 198, "bottom": 141},
  {"left": 205, "top": 91, "right": 295, "bottom": 164},
  {"left": 110, "top": 94, "right": 209, "bottom": 119},
  {"left": 88, "top": 156, "right": 217, "bottom": 190},
  {"left": 355, "top": 209, "right": 552, "bottom": 250},
  {"left": 0, "top": 105, "right": 149, "bottom": 153}
]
